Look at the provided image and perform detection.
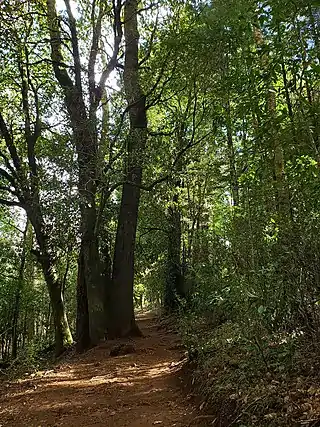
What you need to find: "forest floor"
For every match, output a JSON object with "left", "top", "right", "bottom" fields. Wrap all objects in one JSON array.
[{"left": 0, "top": 313, "right": 209, "bottom": 427}]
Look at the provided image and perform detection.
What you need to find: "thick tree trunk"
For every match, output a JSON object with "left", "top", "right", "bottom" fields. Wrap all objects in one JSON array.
[
  {"left": 77, "top": 190, "right": 105, "bottom": 346},
  {"left": 29, "top": 207, "right": 72, "bottom": 356},
  {"left": 0, "top": 3, "right": 74, "bottom": 357},
  {"left": 69, "top": 96, "right": 104, "bottom": 348},
  {"left": 107, "top": 0, "right": 146, "bottom": 339},
  {"left": 76, "top": 249, "right": 90, "bottom": 352},
  {"left": 108, "top": 175, "right": 143, "bottom": 338}
]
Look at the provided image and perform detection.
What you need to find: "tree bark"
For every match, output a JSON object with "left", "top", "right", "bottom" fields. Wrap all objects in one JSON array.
[
  {"left": 76, "top": 250, "right": 90, "bottom": 352},
  {"left": 107, "top": 0, "right": 146, "bottom": 339}
]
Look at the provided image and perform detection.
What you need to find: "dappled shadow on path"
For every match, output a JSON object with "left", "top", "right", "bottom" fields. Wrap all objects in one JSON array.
[{"left": 0, "top": 313, "right": 199, "bottom": 427}]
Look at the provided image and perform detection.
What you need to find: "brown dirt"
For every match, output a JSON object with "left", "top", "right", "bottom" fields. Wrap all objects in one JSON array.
[{"left": 0, "top": 313, "right": 207, "bottom": 427}]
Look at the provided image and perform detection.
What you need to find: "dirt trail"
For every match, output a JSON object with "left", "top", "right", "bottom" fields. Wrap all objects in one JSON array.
[{"left": 0, "top": 313, "right": 203, "bottom": 427}]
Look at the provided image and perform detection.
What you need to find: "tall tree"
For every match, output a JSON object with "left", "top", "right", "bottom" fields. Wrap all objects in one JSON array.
[
  {"left": 45, "top": 0, "right": 123, "bottom": 349},
  {"left": 0, "top": 21, "right": 73, "bottom": 354},
  {"left": 107, "top": 0, "right": 147, "bottom": 338}
]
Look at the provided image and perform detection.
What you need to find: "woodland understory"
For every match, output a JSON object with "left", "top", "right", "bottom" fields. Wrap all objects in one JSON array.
[{"left": 0, "top": 0, "right": 320, "bottom": 425}]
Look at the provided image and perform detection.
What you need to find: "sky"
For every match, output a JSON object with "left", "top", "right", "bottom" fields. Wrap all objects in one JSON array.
[{"left": 56, "top": 0, "right": 78, "bottom": 16}]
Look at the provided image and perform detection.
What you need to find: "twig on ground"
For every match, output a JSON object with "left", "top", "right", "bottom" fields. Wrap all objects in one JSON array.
[{"left": 188, "top": 415, "right": 216, "bottom": 426}]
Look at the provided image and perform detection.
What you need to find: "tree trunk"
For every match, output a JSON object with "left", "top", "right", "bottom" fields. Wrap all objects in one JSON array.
[
  {"left": 77, "top": 196, "right": 105, "bottom": 346},
  {"left": 107, "top": 0, "right": 146, "bottom": 339},
  {"left": 12, "top": 220, "right": 29, "bottom": 359},
  {"left": 108, "top": 176, "right": 143, "bottom": 338},
  {"left": 164, "top": 194, "right": 183, "bottom": 311},
  {"left": 76, "top": 250, "right": 90, "bottom": 352},
  {"left": 68, "top": 95, "right": 104, "bottom": 348},
  {"left": 46, "top": 0, "right": 105, "bottom": 349},
  {"left": 225, "top": 101, "right": 239, "bottom": 207},
  {"left": 253, "top": 25, "right": 291, "bottom": 219},
  {"left": 37, "top": 252, "right": 73, "bottom": 355},
  {"left": 26, "top": 202, "right": 73, "bottom": 356}
]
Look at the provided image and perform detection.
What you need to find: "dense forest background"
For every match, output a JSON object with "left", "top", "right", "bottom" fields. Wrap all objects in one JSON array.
[{"left": 0, "top": 0, "right": 319, "bottom": 423}]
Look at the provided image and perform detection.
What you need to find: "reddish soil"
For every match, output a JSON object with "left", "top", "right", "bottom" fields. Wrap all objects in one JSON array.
[{"left": 0, "top": 313, "right": 205, "bottom": 427}]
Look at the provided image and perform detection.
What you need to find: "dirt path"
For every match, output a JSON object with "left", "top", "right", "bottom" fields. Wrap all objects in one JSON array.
[{"left": 0, "top": 313, "right": 202, "bottom": 427}]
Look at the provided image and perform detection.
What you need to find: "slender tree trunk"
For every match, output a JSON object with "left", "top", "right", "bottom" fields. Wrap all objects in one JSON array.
[
  {"left": 44, "top": 269, "right": 72, "bottom": 355},
  {"left": 267, "top": 85, "right": 291, "bottom": 219},
  {"left": 100, "top": 238, "right": 112, "bottom": 324},
  {"left": 26, "top": 202, "right": 73, "bottom": 356},
  {"left": 12, "top": 220, "right": 29, "bottom": 359},
  {"left": 308, "top": 5, "right": 320, "bottom": 64},
  {"left": 164, "top": 192, "right": 183, "bottom": 311},
  {"left": 40, "top": 255, "right": 72, "bottom": 354},
  {"left": 36, "top": 252, "right": 72, "bottom": 355},
  {"left": 225, "top": 100, "right": 239, "bottom": 207},
  {"left": 253, "top": 25, "right": 291, "bottom": 219},
  {"left": 107, "top": 0, "right": 146, "bottom": 339}
]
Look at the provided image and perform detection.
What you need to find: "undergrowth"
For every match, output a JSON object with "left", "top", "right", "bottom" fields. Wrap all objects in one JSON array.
[
  {"left": 179, "top": 312, "right": 320, "bottom": 426},
  {"left": 0, "top": 342, "right": 57, "bottom": 380}
]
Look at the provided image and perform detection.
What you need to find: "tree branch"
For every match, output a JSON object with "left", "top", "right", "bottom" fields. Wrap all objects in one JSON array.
[
  {"left": 0, "top": 168, "right": 16, "bottom": 186},
  {"left": 105, "top": 129, "right": 212, "bottom": 195},
  {"left": 0, "top": 112, "right": 22, "bottom": 172},
  {"left": 46, "top": 0, "right": 74, "bottom": 89},
  {"left": 64, "top": 0, "right": 83, "bottom": 92},
  {"left": 18, "top": 47, "right": 39, "bottom": 179},
  {"left": 88, "top": 1, "right": 106, "bottom": 99},
  {"left": 0, "top": 150, "right": 17, "bottom": 178},
  {"left": 96, "top": 0, "right": 123, "bottom": 103},
  {"left": 139, "top": 12, "right": 159, "bottom": 67},
  {"left": 0, "top": 198, "right": 23, "bottom": 208},
  {"left": 0, "top": 185, "right": 19, "bottom": 197}
]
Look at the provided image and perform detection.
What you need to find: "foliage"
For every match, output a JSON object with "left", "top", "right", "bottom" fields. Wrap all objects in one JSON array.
[{"left": 0, "top": 0, "right": 320, "bottom": 421}]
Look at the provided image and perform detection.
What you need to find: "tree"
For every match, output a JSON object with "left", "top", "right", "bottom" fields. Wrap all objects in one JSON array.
[
  {"left": 107, "top": 0, "right": 147, "bottom": 338},
  {"left": 0, "top": 1, "right": 73, "bottom": 354},
  {"left": 45, "top": 0, "right": 123, "bottom": 349}
]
